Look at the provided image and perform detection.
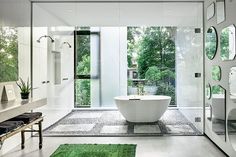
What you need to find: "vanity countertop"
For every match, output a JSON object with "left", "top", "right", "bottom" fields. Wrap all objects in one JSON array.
[{"left": 0, "top": 98, "right": 47, "bottom": 123}]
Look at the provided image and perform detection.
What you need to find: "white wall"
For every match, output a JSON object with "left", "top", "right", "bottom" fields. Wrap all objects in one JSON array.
[
  {"left": 35, "top": 28, "right": 74, "bottom": 129},
  {"left": 205, "top": 0, "right": 236, "bottom": 156},
  {"left": 100, "top": 27, "right": 127, "bottom": 107},
  {"left": 0, "top": 28, "right": 31, "bottom": 156},
  {"left": 0, "top": 0, "right": 31, "bottom": 155}
]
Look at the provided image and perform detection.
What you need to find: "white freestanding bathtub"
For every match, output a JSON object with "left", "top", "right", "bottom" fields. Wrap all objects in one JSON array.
[{"left": 114, "top": 95, "right": 171, "bottom": 123}]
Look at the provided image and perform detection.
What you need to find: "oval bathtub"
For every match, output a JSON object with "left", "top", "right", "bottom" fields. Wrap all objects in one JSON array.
[{"left": 114, "top": 95, "right": 171, "bottom": 123}]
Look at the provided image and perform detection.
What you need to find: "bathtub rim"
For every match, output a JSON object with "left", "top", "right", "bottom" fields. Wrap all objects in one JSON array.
[{"left": 114, "top": 95, "right": 171, "bottom": 101}]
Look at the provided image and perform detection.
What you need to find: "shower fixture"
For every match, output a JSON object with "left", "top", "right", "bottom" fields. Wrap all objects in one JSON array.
[
  {"left": 37, "top": 35, "right": 55, "bottom": 43},
  {"left": 63, "top": 42, "right": 72, "bottom": 48}
]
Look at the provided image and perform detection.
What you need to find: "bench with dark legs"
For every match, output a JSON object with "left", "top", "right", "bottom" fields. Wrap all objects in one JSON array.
[{"left": 0, "top": 112, "right": 43, "bottom": 149}]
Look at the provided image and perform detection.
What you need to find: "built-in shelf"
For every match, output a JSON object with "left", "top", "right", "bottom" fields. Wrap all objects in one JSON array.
[{"left": 0, "top": 98, "right": 47, "bottom": 123}]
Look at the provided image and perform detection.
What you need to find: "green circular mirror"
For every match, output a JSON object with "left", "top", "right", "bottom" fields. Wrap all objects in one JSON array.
[
  {"left": 206, "top": 27, "right": 218, "bottom": 60},
  {"left": 212, "top": 66, "right": 221, "bottom": 81},
  {"left": 220, "top": 25, "right": 236, "bottom": 61}
]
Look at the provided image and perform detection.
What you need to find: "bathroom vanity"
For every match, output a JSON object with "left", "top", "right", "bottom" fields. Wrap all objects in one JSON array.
[{"left": 0, "top": 98, "right": 47, "bottom": 123}]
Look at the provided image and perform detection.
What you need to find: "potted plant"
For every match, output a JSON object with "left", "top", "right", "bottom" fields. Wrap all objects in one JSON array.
[{"left": 16, "top": 78, "right": 31, "bottom": 100}]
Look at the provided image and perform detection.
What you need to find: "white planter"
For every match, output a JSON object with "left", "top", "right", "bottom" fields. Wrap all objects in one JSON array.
[
  {"left": 128, "top": 87, "right": 138, "bottom": 95},
  {"left": 128, "top": 86, "right": 158, "bottom": 95},
  {"left": 144, "top": 86, "right": 158, "bottom": 95}
]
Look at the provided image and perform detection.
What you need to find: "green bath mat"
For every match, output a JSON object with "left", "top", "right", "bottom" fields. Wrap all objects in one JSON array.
[{"left": 50, "top": 144, "right": 136, "bottom": 157}]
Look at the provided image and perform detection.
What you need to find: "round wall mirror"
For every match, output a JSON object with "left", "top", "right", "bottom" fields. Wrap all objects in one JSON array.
[
  {"left": 206, "top": 84, "right": 211, "bottom": 99},
  {"left": 229, "top": 67, "right": 236, "bottom": 102},
  {"left": 227, "top": 108, "right": 236, "bottom": 151},
  {"left": 206, "top": 27, "right": 218, "bottom": 60},
  {"left": 212, "top": 66, "right": 221, "bottom": 81},
  {"left": 220, "top": 25, "right": 236, "bottom": 60},
  {"left": 207, "top": 3, "right": 215, "bottom": 20},
  {"left": 212, "top": 85, "right": 226, "bottom": 141}
]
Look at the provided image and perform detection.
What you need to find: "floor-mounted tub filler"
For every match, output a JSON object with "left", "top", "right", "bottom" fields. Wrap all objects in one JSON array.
[{"left": 114, "top": 95, "right": 171, "bottom": 123}]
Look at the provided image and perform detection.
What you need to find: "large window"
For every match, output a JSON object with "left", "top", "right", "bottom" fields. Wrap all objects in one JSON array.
[
  {"left": 127, "top": 27, "right": 176, "bottom": 106},
  {"left": 74, "top": 29, "right": 100, "bottom": 108},
  {"left": 0, "top": 27, "right": 18, "bottom": 82}
]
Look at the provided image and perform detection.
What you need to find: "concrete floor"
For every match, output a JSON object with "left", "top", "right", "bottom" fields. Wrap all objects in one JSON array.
[{"left": 2, "top": 136, "right": 226, "bottom": 157}]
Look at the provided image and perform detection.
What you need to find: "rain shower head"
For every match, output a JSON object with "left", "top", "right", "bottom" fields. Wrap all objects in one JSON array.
[
  {"left": 37, "top": 35, "right": 55, "bottom": 43},
  {"left": 63, "top": 42, "right": 72, "bottom": 48}
]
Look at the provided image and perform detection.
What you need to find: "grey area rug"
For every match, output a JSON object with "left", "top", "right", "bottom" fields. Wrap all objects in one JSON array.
[{"left": 43, "top": 109, "right": 202, "bottom": 136}]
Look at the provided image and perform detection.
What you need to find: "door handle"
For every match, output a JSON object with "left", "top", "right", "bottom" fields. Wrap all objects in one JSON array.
[
  {"left": 42, "top": 81, "right": 46, "bottom": 84},
  {"left": 62, "top": 78, "right": 69, "bottom": 81},
  {"left": 47, "top": 81, "right": 50, "bottom": 83},
  {"left": 195, "top": 73, "right": 201, "bottom": 78}
]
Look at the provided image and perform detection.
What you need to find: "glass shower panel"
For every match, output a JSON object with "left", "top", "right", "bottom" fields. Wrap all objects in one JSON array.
[{"left": 176, "top": 27, "right": 204, "bottom": 133}]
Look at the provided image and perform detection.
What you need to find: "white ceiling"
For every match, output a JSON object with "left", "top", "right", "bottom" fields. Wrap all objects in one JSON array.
[
  {"left": 0, "top": 0, "right": 30, "bottom": 26},
  {"left": 0, "top": 0, "right": 203, "bottom": 27},
  {"left": 33, "top": 2, "right": 203, "bottom": 27},
  {"left": 31, "top": 0, "right": 204, "bottom": 2}
]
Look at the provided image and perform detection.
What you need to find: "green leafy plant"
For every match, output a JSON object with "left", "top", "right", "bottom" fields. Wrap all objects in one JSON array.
[{"left": 16, "top": 78, "right": 31, "bottom": 94}]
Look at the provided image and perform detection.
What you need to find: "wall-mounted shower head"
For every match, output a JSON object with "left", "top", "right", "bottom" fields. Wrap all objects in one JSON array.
[
  {"left": 63, "top": 42, "right": 72, "bottom": 48},
  {"left": 37, "top": 35, "right": 55, "bottom": 43}
]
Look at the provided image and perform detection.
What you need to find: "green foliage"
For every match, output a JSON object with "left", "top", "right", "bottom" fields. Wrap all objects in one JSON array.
[
  {"left": 127, "top": 27, "right": 176, "bottom": 105},
  {"left": 127, "top": 79, "right": 133, "bottom": 87},
  {"left": 76, "top": 34, "right": 90, "bottom": 75},
  {"left": 212, "top": 66, "right": 221, "bottom": 81},
  {"left": 220, "top": 28, "right": 230, "bottom": 60},
  {"left": 77, "top": 55, "right": 90, "bottom": 75},
  {"left": 212, "top": 85, "right": 225, "bottom": 95},
  {"left": 145, "top": 66, "right": 161, "bottom": 85},
  {"left": 160, "top": 69, "right": 175, "bottom": 83},
  {"left": 16, "top": 78, "right": 31, "bottom": 94},
  {"left": 75, "top": 79, "right": 90, "bottom": 107},
  {"left": 137, "top": 27, "right": 175, "bottom": 78},
  {"left": 157, "top": 83, "right": 175, "bottom": 105},
  {"left": 127, "top": 27, "right": 142, "bottom": 68},
  {"left": 0, "top": 27, "right": 18, "bottom": 82},
  {"left": 205, "top": 28, "right": 217, "bottom": 59},
  {"left": 75, "top": 33, "right": 91, "bottom": 107}
]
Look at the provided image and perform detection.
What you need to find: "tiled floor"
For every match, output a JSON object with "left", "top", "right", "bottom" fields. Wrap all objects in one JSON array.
[
  {"left": 100, "top": 125, "right": 128, "bottom": 134},
  {"left": 134, "top": 125, "right": 161, "bottom": 134},
  {"left": 51, "top": 124, "right": 95, "bottom": 132},
  {"left": 2, "top": 136, "right": 226, "bottom": 157},
  {"left": 43, "top": 110, "right": 201, "bottom": 136}
]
